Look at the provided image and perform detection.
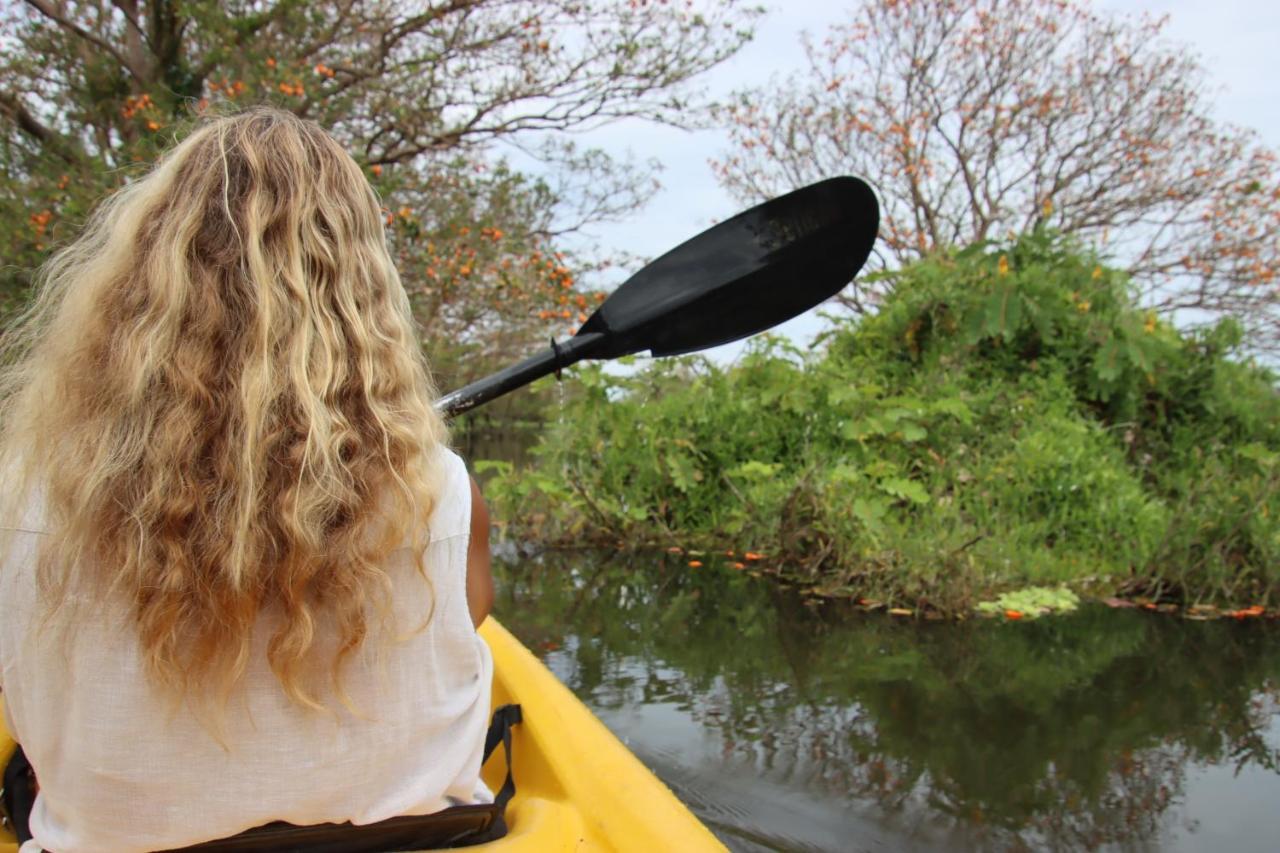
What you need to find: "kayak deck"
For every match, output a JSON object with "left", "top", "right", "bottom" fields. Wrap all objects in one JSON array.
[{"left": 0, "top": 618, "right": 723, "bottom": 852}]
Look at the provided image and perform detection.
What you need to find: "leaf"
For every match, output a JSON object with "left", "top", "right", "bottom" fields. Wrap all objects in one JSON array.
[
  {"left": 1093, "top": 338, "right": 1124, "bottom": 383},
  {"left": 844, "top": 416, "right": 889, "bottom": 440},
  {"left": 1238, "top": 443, "right": 1278, "bottom": 468},
  {"left": 930, "top": 397, "right": 973, "bottom": 424},
  {"left": 899, "top": 422, "right": 927, "bottom": 442},
  {"left": 878, "top": 477, "right": 930, "bottom": 504},
  {"left": 852, "top": 497, "right": 889, "bottom": 529},
  {"left": 472, "top": 459, "right": 512, "bottom": 475},
  {"left": 730, "top": 460, "right": 783, "bottom": 480},
  {"left": 983, "top": 287, "right": 1023, "bottom": 339}
]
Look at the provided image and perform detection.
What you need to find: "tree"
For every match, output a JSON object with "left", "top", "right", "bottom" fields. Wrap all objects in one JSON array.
[
  {"left": 1, "top": 0, "right": 759, "bottom": 384},
  {"left": 714, "top": 0, "right": 1280, "bottom": 353}
]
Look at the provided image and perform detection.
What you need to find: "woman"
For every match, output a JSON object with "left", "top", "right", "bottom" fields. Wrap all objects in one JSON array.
[{"left": 0, "top": 107, "right": 495, "bottom": 851}]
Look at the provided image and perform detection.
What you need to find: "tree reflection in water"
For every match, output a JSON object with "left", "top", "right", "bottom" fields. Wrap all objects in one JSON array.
[{"left": 493, "top": 551, "right": 1280, "bottom": 851}]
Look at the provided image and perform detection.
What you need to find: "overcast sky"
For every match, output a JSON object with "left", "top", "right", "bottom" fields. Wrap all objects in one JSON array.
[{"left": 534, "top": 0, "right": 1280, "bottom": 360}]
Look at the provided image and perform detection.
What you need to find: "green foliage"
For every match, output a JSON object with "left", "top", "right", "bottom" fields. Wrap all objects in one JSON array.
[
  {"left": 483, "top": 231, "right": 1280, "bottom": 610},
  {"left": 976, "top": 586, "right": 1080, "bottom": 617}
]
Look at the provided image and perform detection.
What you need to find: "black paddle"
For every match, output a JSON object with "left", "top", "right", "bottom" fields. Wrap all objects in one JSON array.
[{"left": 435, "top": 176, "right": 879, "bottom": 417}]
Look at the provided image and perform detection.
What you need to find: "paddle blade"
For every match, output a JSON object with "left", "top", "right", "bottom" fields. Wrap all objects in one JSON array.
[{"left": 576, "top": 176, "right": 878, "bottom": 358}]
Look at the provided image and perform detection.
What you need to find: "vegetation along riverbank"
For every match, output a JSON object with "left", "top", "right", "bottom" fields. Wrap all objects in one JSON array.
[{"left": 477, "top": 231, "right": 1280, "bottom": 616}]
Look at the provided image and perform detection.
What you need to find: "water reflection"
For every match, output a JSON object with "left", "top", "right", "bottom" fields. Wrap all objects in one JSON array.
[{"left": 493, "top": 550, "right": 1280, "bottom": 852}]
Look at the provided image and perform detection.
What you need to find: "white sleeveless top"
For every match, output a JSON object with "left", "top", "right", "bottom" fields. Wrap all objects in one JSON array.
[{"left": 0, "top": 446, "right": 493, "bottom": 853}]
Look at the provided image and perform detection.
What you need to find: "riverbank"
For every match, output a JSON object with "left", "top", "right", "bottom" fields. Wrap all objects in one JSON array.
[{"left": 478, "top": 232, "right": 1280, "bottom": 614}]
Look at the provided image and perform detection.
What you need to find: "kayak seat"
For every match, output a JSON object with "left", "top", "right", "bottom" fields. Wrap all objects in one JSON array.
[
  {"left": 0, "top": 705, "right": 522, "bottom": 853},
  {"left": 157, "top": 805, "right": 503, "bottom": 852}
]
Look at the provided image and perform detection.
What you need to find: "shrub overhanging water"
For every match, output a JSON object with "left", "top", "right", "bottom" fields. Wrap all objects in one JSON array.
[{"left": 479, "top": 231, "right": 1280, "bottom": 613}]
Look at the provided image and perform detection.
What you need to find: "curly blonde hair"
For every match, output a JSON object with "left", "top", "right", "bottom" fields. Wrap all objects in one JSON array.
[{"left": 0, "top": 107, "right": 448, "bottom": 712}]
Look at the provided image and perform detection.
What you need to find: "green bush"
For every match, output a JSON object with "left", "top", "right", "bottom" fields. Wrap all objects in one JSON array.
[{"left": 480, "top": 230, "right": 1280, "bottom": 610}]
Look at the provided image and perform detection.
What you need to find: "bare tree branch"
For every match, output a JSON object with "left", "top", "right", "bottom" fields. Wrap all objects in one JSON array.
[
  {"left": 714, "top": 0, "right": 1280, "bottom": 353},
  {"left": 22, "top": 0, "right": 151, "bottom": 81}
]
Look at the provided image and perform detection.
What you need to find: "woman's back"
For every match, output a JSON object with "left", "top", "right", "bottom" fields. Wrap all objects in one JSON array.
[
  {"left": 0, "top": 108, "right": 492, "bottom": 851},
  {"left": 0, "top": 447, "right": 491, "bottom": 852}
]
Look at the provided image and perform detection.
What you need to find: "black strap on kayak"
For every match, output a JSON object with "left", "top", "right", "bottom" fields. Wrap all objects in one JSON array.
[
  {"left": 1, "top": 704, "right": 522, "bottom": 852},
  {"left": 0, "top": 744, "right": 35, "bottom": 845},
  {"left": 481, "top": 703, "right": 522, "bottom": 823}
]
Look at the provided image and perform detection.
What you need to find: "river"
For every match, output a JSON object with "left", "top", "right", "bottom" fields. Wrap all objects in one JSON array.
[{"left": 493, "top": 549, "right": 1280, "bottom": 852}]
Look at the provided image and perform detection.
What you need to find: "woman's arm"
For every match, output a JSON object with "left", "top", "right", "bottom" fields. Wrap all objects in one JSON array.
[{"left": 465, "top": 476, "right": 494, "bottom": 628}]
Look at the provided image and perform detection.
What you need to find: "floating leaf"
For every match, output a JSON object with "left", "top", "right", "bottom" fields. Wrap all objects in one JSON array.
[{"left": 977, "top": 586, "right": 1080, "bottom": 618}]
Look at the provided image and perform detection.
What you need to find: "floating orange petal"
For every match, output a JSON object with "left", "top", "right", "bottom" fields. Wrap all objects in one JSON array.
[
  {"left": 1004, "top": 610, "right": 1024, "bottom": 620},
  {"left": 687, "top": 560, "right": 703, "bottom": 568}
]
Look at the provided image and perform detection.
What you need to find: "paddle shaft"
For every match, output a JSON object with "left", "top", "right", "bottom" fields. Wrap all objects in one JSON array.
[{"left": 435, "top": 332, "right": 604, "bottom": 418}]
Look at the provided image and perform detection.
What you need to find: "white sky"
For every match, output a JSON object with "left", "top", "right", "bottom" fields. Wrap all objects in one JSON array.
[{"left": 536, "top": 0, "right": 1280, "bottom": 360}]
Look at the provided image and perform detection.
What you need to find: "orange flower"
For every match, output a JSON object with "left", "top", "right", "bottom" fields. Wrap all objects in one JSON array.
[
  {"left": 146, "top": 120, "right": 160, "bottom": 131},
  {"left": 29, "top": 210, "right": 52, "bottom": 236},
  {"left": 370, "top": 164, "right": 382, "bottom": 177},
  {"left": 266, "top": 57, "right": 276, "bottom": 68},
  {"left": 997, "top": 255, "right": 1010, "bottom": 277},
  {"left": 1004, "top": 610, "right": 1024, "bottom": 620}
]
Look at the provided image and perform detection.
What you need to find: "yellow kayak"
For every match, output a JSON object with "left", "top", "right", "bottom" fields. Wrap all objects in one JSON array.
[{"left": 0, "top": 618, "right": 724, "bottom": 852}]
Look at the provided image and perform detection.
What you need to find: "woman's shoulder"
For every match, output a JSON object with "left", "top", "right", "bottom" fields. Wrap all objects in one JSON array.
[{"left": 425, "top": 444, "right": 472, "bottom": 542}]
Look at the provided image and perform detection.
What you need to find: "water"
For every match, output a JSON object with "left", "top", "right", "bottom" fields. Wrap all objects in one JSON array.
[{"left": 492, "top": 550, "right": 1280, "bottom": 852}]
